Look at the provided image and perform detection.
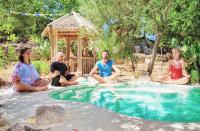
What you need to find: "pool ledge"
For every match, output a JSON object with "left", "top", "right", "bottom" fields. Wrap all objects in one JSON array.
[{"left": 1, "top": 86, "right": 200, "bottom": 131}]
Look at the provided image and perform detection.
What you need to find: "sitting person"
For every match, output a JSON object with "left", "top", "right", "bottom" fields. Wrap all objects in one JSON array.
[
  {"left": 158, "top": 47, "right": 190, "bottom": 85},
  {"left": 12, "top": 48, "right": 49, "bottom": 92},
  {"left": 89, "top": 50, "right": 120, "bottom": 83},
  {"left": 50, "top": 52, "right": 78, "bottom": 86}
]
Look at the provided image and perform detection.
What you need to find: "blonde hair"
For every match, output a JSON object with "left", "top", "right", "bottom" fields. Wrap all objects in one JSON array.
[
  {"left": 172, "top": 47, "right": 181, "bottom": 53},
  {"left": 172, "top": 47, "right": 181, "bottom": 59}
]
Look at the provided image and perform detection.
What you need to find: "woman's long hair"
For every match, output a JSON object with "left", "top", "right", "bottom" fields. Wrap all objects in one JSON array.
[
  {"left": 19, "top": 47, "right": 31, "bottom": 63},
  {"left": 172, "top": 47, "right": 181, "bottom": 60}
]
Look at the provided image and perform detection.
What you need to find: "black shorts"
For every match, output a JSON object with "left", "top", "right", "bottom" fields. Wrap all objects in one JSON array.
[
  {"left": 65, "top": 74, "right": 74, "bottom": 81},
  {"left": 51, "top": 74, "right": 75, "bottom": 86}
]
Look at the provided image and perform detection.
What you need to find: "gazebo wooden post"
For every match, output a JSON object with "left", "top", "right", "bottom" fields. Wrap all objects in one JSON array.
[
  {"left": 54, "top": 29, "right": 58, "bottom": 59},
  {"left": 65, "top": 37, "right": 73, "bottom": 71},
  {"left": 66, "top": 37, "right": 70, "bottom": 61},
  {"left": 49, "top": 26, "right": 54, "bottom": 61},
  {"left": 77, "top": 32, "right": 83, "bottom": 74},
  {"left": 49, "top": 27, "right": 58, "bottom": 61}
]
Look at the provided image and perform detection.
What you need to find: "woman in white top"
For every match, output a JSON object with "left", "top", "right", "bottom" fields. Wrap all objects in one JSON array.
[{"left": 12, "top": 48, "right": 49, "bottom": 92}]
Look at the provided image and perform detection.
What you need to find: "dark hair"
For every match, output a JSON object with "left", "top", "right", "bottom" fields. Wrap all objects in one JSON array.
[
  {"left": 19, "top": 47, "right": 31, "bottom": 63},
  {"left": 102, "top": 50, "right": 110, "bottom": 55}
]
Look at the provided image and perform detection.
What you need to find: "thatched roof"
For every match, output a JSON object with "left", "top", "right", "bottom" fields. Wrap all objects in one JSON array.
[{"left": 42, "top": 11, "right": 99, "bottom": 37}]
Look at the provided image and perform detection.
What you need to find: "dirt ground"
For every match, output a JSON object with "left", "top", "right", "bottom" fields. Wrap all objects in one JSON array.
[{"left": 0, "top": 65, "right": 15, "bottom": 82}]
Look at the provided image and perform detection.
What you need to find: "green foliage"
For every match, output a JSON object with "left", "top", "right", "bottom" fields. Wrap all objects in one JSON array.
[
  {"left": 163, "top": 0, "right": 200, "bottom": 47},
  {"left": 0, "top": 0, "right": 80, "bottom": 41},
  {"left": 181, "top": 43, "right": 200, "bottom": 72},
  {"left": 0, "top": 0, "right": 199, "bottom": 81},
  {"left": 81, "top": 0, "right": 143, "bottom": 68},
  {"left": 190, "top": 70, "right": 200, "bottom": 84},
  {"left": 31, "top": 35, "right": 50, "bottom": 60},
  {"left": 181, "top": 43, "right": 200, "bottom": 84},
  {"left": 95, "top": 32, "right": 119, "bottom": 59},
  {"left": 161, "top": 0, "right": 200, "bottom": 78},
  {"left": 0, "top": 45, "right": 17, "bottom": 68},
  {"left": 7, "top": 34, "right": 18, "bottom": 42},
  {"left": 7, "top": 46, "right": 18, "bottom": 62},
  {"left": 58, "top": 40, "right": 66, "bottom": 53},
  {"left": 32, "top": 60, "right": 50, "bottom": 75},
  {"left": 0, "top": 47, "right": 4, "bottom": 67}
]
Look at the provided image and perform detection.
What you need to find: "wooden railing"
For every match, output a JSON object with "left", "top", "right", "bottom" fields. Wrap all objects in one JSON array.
[
  {"left": 66, "top": 57, "right": 98, "bottom": 74},
  {"left": 82, "top": 57, "right": 98, "bottom": 74}
]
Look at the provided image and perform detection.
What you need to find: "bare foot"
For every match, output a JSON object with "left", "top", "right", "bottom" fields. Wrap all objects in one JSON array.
[
  {"left": 35, "top": 86, "right": 48, "bottom": 91},
  {"left": 71, "top": 81, "right": 79, "bottom": 85}
]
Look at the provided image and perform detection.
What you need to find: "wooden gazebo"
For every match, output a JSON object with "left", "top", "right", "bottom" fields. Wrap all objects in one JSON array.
[{"left": 42, "top": 11, "right": 98, "bottom": 74}]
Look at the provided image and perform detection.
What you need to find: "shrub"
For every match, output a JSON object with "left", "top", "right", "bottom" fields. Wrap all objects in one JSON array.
[
  {"left": 181, "top": 43, "right": 200, "bottom": 84},
  {"left": 32, "top": 60, "right": 50, "bottom": 75},
  {"left": 31, "top": 35, "right": 51, "bottom": 60}
]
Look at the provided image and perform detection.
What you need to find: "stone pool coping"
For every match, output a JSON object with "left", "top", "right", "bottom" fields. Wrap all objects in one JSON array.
[{"left": 1, "top": 82, "right": 200, "bottom": 131}]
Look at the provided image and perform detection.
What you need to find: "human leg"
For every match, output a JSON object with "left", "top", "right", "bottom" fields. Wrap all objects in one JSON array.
[
  {"left": 162, "top": 77, "right": 189, "bottom": 85},
  {"left": 107, "top": 72, "right": 119, "bottom": 81},
  {"left": 67, "top": 74, "right": 78, "bottom": 82},
  {"left": 14, "top": 81, "right": 47, "bottom": 92},
  {"left": 32, "top": 79, "right": 50, "bottom": 88},
  {"left": 92, "top": 74, "right": 107, "bottom": 84},
  {"left": 59, "top": 75, "right": 78, "bottom": 86},
  {"left": 157, "top": 74, "right": 171, "bottom": 82}
]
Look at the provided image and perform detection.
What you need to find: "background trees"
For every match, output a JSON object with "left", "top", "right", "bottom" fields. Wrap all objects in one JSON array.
[
  {"left": 0, "top": 0, "right": 199, "bottom": 82},
  {"left": 0, "top": 0, "right": 79, "bottom": 42},
  {"left": 80, "top": 0, "right": 199, "bottom": 78},
  {"left": 80, "top": 0, "right": 145, "bottom": 71}
]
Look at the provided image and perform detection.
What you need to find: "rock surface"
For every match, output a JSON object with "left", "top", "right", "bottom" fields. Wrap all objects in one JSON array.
[{"left": 36, "top": 105, "right": 66, "bottom": 125}]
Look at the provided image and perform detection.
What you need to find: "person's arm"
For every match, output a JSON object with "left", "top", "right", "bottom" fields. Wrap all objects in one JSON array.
[
  {"left": 51, "top": 70, "right": 60, "bottom": 78},
  {"left": 59, "top": 75, "right": 78, "bottom": 86},
  {"left": 112, "top": 65, "right": 120, "bottom": 76},
  {"left": 12, "top": 63, "right": 21, "bottom": 83},
  {"left": 12, "top": 75, "right": 21, "bottom": 83},
  {"left": 50, "top": 62, "right": 60, "bottom": 78},
  {"left": 162, "top": 60, "right": 172, "bottom": 75},
  {"left": 180, "top": 60, "right": 190, "bottom": 78},
  {"left": 89, "top": 65, "right": 98, "bottom": 76}
]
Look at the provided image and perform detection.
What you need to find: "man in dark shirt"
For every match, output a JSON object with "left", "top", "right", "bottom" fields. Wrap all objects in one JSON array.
[{"left": 50, "top": 52, "right": 78, "bottom": 86}]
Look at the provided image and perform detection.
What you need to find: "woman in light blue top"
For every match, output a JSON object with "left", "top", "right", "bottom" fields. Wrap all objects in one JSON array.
[
  {"left": 89, "top": 50, "right": 120, "bottom": 83},
  {"left": 12, "top": 48, "right": 49, "bottom": 92}
]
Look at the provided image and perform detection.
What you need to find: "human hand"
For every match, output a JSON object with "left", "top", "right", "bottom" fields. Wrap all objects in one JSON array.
[
  {"left": 88, "top": 73, "right": 93, "bottom": 77},
  {"left": 54, "top": 70, "right": 60, "bottom": 76},
  {"left": 51, "top": 70, "right": 60, "bottom": 78},
  {"left": 185, "top": 74, "right": 190, "bottom": 79},
  {"left": 12, "top": 75, "right": 21, "bottom": 83}
]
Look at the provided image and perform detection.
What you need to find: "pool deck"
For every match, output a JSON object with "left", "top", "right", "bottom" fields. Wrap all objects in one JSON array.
[{"left": 1, "top": 82, "right": 200, "bottom": 131}]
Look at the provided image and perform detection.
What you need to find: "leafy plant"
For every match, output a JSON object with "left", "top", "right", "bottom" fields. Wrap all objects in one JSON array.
[
  {"left": 31, "top": 35, "right": 51, "bottom": 60},
  {"left": 32, "top": 60, "right": 50, "bottom": 75},
  {"left": 0, "top": 0, "right": 80, "bottom": 42},
  {"left": 58, "top": 40, "right": 66, "bottom": 53},
  {"left": 182, "top": 43, "right": 200, "bottom": 72},
  {"left": 190, "top": 70, "right": 199, "bottom": 84},
  {"left": 0, "top": 45, "right": 18, "bottom": 68},
  {"left": 181, "top": 43, "right": 200, "bottom": 84}
]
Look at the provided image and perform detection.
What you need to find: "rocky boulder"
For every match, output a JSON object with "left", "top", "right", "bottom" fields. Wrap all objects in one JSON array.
[{"left": 35, "top": 105, "right": 66, "bottom": 125}]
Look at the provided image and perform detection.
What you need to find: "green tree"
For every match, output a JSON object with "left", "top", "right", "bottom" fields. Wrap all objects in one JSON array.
[
  {"left": 163, "top": 0, "right": 200, "bottom": 73},
  {"left": 138, "top": 0, "right": 173, "bottom": 75},
  {"left": 80, "top": 0, "right": 144, "bottom": 70},
  {"left": 0, "top": 0, "right": 80, "bottom": 41}
]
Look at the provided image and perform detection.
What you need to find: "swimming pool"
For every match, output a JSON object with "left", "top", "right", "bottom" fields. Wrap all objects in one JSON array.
[{"left": 49, "top": 81, "right": 200, "bottom": 123}]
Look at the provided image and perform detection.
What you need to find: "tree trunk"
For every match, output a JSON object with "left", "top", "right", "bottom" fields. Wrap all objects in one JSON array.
[
  {"left": 130, "top": 58, "right": 135, "bottom": 71},
  {"left": 147, "top": 33, "right": 161, "bottom": 75}
]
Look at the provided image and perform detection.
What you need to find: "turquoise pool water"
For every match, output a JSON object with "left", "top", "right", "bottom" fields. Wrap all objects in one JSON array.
[{"left": 49, "top": 82, "right": 200, "bottom": 122}]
